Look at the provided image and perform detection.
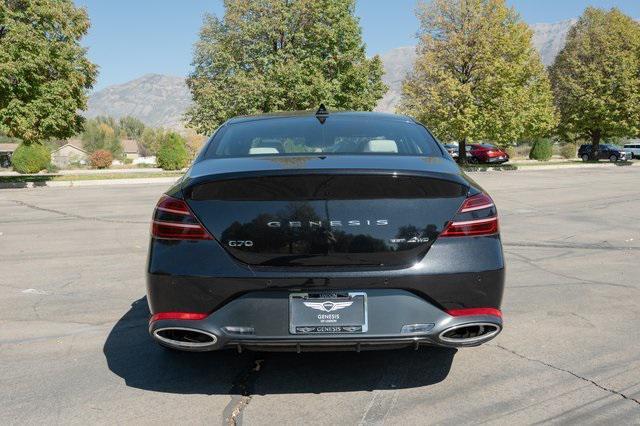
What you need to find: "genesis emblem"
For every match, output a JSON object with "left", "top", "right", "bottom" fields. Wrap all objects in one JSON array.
[{"left": 303, "top": 301, "right": 354, "bottom": 312}]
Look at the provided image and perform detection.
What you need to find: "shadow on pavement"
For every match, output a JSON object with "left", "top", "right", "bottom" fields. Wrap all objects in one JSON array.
[{"left": 104, "top": 297, "right": 457, "bottom": 395}]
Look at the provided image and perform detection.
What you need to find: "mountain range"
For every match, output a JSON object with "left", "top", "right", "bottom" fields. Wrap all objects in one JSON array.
[{"left": 86, "top": 19, "right": 576, "bottom": 130}]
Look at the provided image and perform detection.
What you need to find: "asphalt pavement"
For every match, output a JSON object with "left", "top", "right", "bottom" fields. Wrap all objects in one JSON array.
[{"left": 1, "top": 166, "right": 639, "bottom": 424}]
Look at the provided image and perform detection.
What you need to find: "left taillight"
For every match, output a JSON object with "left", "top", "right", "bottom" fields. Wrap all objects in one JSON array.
[
  {"left": 151, "top": 194, "right": 213, "bottom": 240},
  {"left": 441, "top": 193, "right": 499, "bottom": 237}
]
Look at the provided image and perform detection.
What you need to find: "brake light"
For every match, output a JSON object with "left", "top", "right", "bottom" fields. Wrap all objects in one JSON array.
[
  {"left": 151, "top": 195, "right": 213, "bottom": 240},
  {"left": 150, "top": 312, "right": 208, "bottom": 323},
  {"left": 441, "top": 193, "right": 499, "bottom": 237}
]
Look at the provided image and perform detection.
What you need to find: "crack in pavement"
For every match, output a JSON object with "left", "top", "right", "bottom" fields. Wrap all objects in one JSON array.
[
  {"left": 222, "top": 357, "right": 265, "bottom": 425},
  {"left": 504, "top": 241, "right": 640, "bottom": 252},
  {"left": 7, "top": 199, "right": 147, "bottom": 224},
  {"left": 507, "top": 251, "right": 638, "bottom": 291},
  {"left": 493, "top": 344, "right": 640, "bottom": 406}
]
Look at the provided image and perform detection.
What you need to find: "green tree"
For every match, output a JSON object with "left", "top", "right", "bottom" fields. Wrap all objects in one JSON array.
[
  {"left": 550, "top": 8, "right": 640, "bottom": 149},
  {"left": 0, "top": 0, "right": 97, "bottom": 144},
  {"left": 119, "top": 116, "right": 146, "bottom": 139},
  {"left": 139, "top": 127, "right": 167, "bottom": 156},
  {"left": 81, "top": 118, "right": 123, "bottom": 157},
  {"left": 399, "top": 0, "right": 557, "bottom": 163},
  {"left": 187, "top": 0, "right": 386, "bottom": 134},
  {"left": 157, "top": 132, "right": 190, "bottom": 170}
]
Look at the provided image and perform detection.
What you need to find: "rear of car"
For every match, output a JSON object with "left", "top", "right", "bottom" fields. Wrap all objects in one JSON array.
[
  {"left": 146, "top": 112, "right": 505, "bottom": 352},
  {"left": 468, "top": 144, "right": 509, "bottom": 164}
]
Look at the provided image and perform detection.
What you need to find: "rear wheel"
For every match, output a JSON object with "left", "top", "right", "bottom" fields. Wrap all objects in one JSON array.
[
  {"left": 609, "top": 154, "right": 618, "bottom": 162},
  {"left": 581, "top": 154, "right": 590, "bottom": 162}
]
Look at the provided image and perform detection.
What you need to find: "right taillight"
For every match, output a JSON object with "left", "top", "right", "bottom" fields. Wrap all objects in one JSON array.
[
  {"left": 151, "top": 195, "right": 213, "bottom": 240},
  {"left": 441, "top": 193, "right": 499, "bottom": 237}
]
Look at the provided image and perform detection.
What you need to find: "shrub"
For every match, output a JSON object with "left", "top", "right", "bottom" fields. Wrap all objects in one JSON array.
[
  {"left": 90, "top": 149, "right": 113, "bottom": 169},
  {"left": 559, "top": 143, "right": 577, "bottom": 159},
  {"left": 505, "top": 146, "right": 516, "bottom": 159},
  {"left": 529, "top": 139, "right": 553, "bottom": 161},
  {"left": 12, "top": 143, "right": 51, "bottom": 174},
  {"left": 157, "top": 133, "right": 190, "bottom": 170}
]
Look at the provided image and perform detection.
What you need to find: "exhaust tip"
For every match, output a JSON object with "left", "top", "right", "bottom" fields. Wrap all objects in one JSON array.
[
  {"left": 438, "top": 322, "right": 501, "bottom": 345},
  {"left": 153, "top": 327, "right": 217, "bottom": 349}
]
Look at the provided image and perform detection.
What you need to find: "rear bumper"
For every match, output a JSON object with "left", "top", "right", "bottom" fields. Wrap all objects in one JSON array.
[
  {"left": 146, "top": 235, "right": 505, "bottom": 351},
  {"left": 149, "top": 289, "right": 503, "bottom": 352}
]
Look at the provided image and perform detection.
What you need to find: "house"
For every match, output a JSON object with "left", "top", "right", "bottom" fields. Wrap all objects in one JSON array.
[
  {"left": 0, "top": 143, "right": 19, "bottom": 168},
  {"left": 121, "top": 139, "right": 141, "bottom": 160},
  {"left": 51, "top": 139, "right": 88, "bottom": 168}
]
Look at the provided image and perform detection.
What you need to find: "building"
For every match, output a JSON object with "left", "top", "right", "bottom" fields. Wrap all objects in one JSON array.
[
  {"left": 0, "top": 143, "right": 19, "bottom": 168},
  {"left": 51, "top": 139, "right": 88, "bottom": 168},
  {"left": 122, "top": 139, "right": 140, "bottom": 160}
]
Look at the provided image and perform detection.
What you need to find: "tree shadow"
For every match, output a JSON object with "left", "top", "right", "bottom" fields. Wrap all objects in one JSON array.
[{"left": 103, "top": 297, "right": 457, "bottom": 395}]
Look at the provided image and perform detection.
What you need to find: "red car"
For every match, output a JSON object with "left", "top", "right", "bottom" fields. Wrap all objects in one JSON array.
[{"left": 466, "top": 143, "right": 510, "bottom": 164}]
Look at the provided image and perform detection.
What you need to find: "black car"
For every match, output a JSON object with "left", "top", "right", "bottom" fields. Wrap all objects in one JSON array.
[
  {"left": 147, "top": 109, "right": 505, "bottom": 352},
  {"left": 578, "top": 144, "right": 630, "bottom": 162}
]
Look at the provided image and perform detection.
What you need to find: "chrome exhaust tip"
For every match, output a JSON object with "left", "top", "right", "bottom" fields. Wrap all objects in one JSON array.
[
  {"left": 438, "top": 322, "right": 501, "bottom": 346},
  {"left": 153, "top": 327, "right": 218, "bottom": 349}
]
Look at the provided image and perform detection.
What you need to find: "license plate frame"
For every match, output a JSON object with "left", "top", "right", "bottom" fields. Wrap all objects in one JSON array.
[{"left": 289, "top": 292, "right": 368, "bottom": 334}]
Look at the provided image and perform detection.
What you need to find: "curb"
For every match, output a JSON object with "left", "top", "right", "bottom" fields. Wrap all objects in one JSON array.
[
  {"left": 0, "top": 177, "right": 179, "bottom": 189},
  {"left": 466, "top": 162, "right": 634, "bottom": 172}
]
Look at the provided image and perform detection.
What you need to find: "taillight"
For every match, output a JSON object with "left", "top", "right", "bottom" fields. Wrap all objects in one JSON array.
[
  {"left": 151, "top": 195, "right": 213, "bottom": 240},
  {"left": 441, "top": 193, "right": 499, "bottom": 237}
]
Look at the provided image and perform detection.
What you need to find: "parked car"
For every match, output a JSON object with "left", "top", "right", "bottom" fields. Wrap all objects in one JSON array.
[
  {"left": 443, "top": 143, "right": 459, "bottom": 158},
  {"left": 578, "top": 144, "right": 630, "bottom": 162},
  {"left": 623, "top": 143, "right": 640, "bottom": 159},
  {"left": 466, "top": 143, "right": 509, "bottom": 164},
  {"left": 146, "top": 109, "right": 504, "bottom": 352}
]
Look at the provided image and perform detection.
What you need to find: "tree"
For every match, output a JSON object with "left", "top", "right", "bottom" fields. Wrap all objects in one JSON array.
[
  {"left": 399, "top": 0, "right": 557, "bottom": 163},
  {"left": 187, "top": 0, "right": 386, "bottom": 134},
  {"left": 0, "top": 0, "right": 97, "bottom": 144},
  {"left": 81, "top": 117, "right": 123, "bottom": 157},
  {"left": 157, "top": 132, "right": 190, "bottom": 170},
  {"left": 550, "top": 8, "right": 640, "bottom": 149},
  {"left": 139, "top": 127, "right": 167, "bottom": 156},
  {"left": 119, "top": 116, "right": 146, "bottom": 140}
]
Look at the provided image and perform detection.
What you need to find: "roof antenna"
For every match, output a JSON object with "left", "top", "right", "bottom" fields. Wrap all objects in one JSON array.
[{"left": 315, "top": 103, "right": 329, "bottom": 124}]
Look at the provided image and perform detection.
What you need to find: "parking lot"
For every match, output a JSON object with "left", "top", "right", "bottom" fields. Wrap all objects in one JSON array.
[{"left": 1, "top": 166, "right": 639, "bottom": 424}]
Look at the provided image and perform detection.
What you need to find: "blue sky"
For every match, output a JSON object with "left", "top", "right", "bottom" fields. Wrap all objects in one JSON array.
[{"left": 75, "top": 0, "right": 640, "bottom": 91}]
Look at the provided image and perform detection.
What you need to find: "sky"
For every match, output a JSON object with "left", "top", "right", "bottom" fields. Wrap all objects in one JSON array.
[{"left": 74, "top": 0, "right": 640, "bottom": 91}]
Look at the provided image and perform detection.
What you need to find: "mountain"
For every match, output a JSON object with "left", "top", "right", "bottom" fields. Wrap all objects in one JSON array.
[
  {"left": 374, "top": 46, "right": 418, "bottom": 113},
  {"left": 86, "top": 74, "right": 191, "bottom": 129},
  {"left": 531, "top": 19, "right": 577, "bottom": 66},
  {"left": 86, "top": 20, "right": 575, "bottom": 127}
]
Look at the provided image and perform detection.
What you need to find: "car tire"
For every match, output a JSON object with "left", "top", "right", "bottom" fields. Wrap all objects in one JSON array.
[
  {"left": 609, "top": 154, "right": 618, "bottom": 162},
  {"left": 581, "top": 154, "right": 589, "bottom": 162},
  {"left": 469, "top": 157, "right": 479, "bottom": 164}
]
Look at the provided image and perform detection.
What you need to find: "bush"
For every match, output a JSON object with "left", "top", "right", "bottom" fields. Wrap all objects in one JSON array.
[
  {"left": 505, "top": 146, "right": 516, "bottom": 159},
  {"left": 12, "top": 143, "right": 51, "bottom": 174},
  {"left": 559, "top": 143, "right": 577, "bottom": 159},
  {"left": 90, "top": 149, "right": 113, "bottom": 169},
  {"left": 157, "top": 133, "right": 190, "bottom": 170},
  {"left": 529, "top": 139, "right": 553, "bottom": 161}
]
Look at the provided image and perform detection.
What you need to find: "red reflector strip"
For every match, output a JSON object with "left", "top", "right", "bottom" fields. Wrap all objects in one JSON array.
[
  {"left": 150, "top": 312, "right": 208, "bottom": 322},
  {"left": 441, "top": 216, "right": 498, "bottom": 237},
  {"left": 447, "top": 308, "right": 502, "bottom": 318}
]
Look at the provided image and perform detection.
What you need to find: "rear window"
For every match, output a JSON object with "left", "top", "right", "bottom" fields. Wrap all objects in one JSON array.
[{"left": 202, "top": 115, "right": 441, "bottom": 158}]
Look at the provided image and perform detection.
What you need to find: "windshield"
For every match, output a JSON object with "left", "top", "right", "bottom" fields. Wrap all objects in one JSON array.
[{"left": 203, "top": 115, "right": 441, "bottom": 158}]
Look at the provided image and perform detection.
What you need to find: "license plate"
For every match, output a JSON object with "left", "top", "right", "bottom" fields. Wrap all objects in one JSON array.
[{"left": 289, "top": 292, "right": 367, "bottom": 334}]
